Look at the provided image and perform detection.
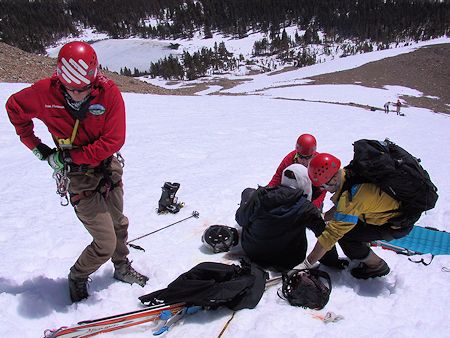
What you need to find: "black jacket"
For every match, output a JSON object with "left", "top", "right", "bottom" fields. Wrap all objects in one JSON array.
[{"left": 235, "top": 186, "right": 325, "bottom": 270}]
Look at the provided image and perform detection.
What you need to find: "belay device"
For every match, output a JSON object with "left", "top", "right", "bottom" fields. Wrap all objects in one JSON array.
[{"left": 157, "top": 182, "right": 184, "bottom": 214}]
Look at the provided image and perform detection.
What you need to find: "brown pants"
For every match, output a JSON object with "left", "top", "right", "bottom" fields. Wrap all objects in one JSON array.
[{"left": 68, "top": 157, "right": 129, "bottom": 279}]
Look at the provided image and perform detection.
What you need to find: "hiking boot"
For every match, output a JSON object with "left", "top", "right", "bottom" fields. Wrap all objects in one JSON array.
[
  {"left": 351, "top": 260, "right": 390, "bottom": 279},
  {"left": 68, "top": 274, "right": 89, "bottom": 303},
  {"left": 114, "top": 260, "right": 149, "bottom": 287}
]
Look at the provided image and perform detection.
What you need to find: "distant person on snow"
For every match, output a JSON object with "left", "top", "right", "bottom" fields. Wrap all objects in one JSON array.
[
  {"left": 5, "top": 41, "right": 148, "bottom": 302},
  {"left": 267, "top": 134, "right": 327, "bottom": 210},
  {"left": 395, "top": 99, "right": 402, "bottom": 115},
  {"left": 235, "top": 164, "right": 348, "bottom": 271},
  {"left": 293, "top": 153, "right": 409, "bottom": 279},
  {"left": 384, "top": 102, "right": 390, "bottom": 114}
]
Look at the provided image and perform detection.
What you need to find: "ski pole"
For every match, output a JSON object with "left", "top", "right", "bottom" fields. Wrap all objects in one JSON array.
[{"left": 127, "top": 211, "right": 200, "bottom": 251}]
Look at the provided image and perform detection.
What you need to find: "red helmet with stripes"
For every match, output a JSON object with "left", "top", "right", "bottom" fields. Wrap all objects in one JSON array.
[{"left": 56, "top": 41, "right": 98, "bottom": 88}]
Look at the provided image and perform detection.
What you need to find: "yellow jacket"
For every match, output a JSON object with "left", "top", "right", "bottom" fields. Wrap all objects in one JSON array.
[{"left": 318, "top": 170, "right": 401, "bottom": 251}]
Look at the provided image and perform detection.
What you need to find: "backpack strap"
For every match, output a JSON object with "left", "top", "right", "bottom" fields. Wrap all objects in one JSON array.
[
  {"left": 408, "top": 255, "right": 435, "bottom": 266},
  {"left": 308, "top": 269, "right": 332, "bottom": 294},
  {"left": 336, "top": 168, "right": 366, "bottom": 202}
]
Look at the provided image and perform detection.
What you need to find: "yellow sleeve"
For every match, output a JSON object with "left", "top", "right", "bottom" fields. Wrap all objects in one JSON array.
[{"left": 318, "top": 183, "right": 400, "bottom": 250}]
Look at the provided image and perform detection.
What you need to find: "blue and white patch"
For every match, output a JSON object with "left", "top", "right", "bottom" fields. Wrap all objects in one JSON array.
[{"left": 88, "top": 104, "right": 106, "bottom": 116}]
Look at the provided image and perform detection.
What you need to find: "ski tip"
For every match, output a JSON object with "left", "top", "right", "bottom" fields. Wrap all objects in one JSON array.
[{"left": 153, "top": 326, "right": 169, "bottom": 336}]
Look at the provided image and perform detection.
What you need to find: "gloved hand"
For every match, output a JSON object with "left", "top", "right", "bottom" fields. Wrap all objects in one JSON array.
[
  {"left": 47, "top": 151, "right": 71, "bottom": 172},
  {"left": 32, "top": 143, "right": 54, "bottom": 161},
  {"left": 287, "top": 258, "right": 317, "bottom": 277},
  {"left": 294, "top": 257, "right": 315, "bottom": 270}
]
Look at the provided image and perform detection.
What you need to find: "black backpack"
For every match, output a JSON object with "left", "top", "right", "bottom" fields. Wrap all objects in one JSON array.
[
  {"left": 342, "top": 138, "right": 438, "bottom": 229},
  {"left": 279, "top": 269, "right": 332, "bottom": 310},
  {"left": 138, "top": 259, "right": 267, "bottom": 311}
]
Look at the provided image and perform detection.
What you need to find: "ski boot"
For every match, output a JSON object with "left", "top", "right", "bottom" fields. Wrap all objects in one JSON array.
[{"left": 157, "top": 182, "right": 184, "bottom": 214}]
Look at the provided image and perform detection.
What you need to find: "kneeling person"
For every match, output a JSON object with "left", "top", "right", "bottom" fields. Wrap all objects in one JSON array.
[
  {"left": 298, "top": 153, "right": 407, "bottom": 279},
  {"left": 235, "top": 164, "right": 345, "bottom": 271}
]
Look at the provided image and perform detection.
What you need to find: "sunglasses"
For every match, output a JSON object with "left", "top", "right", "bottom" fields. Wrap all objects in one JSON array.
[
  {"left": 65, "top": 84, "right": 92, "bottom": 93},
  {"left": 321, "top": 173, "right": 338, "bottom": 189},
  {"left": 296, "top": 153, "right": 313, "bottom": 160}
]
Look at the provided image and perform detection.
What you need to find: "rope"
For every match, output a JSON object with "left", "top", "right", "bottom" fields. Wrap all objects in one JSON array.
[
  {"left": 217, "top": 311, "right": 235, "bottom": 338},
  {"left": 70, "top": 119, "right": 80, "bottom": 144}
]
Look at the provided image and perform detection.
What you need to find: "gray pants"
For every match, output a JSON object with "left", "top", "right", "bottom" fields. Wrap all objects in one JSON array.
[{"left": 68, "top": 157, "right": 129, "bottom": 279}]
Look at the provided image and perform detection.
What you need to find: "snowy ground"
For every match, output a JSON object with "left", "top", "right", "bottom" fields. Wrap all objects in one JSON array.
[{"left": 1, "top": 40, "right": 450, "bottom": 338}]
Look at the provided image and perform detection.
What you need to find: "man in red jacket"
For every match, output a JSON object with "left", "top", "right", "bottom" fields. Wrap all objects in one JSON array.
[
  {"left": 5, "top": 41, "right": 148, "bottom": 302},
  {"left": 268, "top": 134, "right": 326, "bottom": 210}
]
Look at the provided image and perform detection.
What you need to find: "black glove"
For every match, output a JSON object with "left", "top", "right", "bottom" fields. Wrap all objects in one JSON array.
[{"left": 32, "top": 143, "right": 55, "bottom": 160}]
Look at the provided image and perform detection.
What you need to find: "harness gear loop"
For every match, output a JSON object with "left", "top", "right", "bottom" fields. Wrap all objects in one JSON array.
[{"left": 53, "top": 164, "right": 70, "bottom": 206}]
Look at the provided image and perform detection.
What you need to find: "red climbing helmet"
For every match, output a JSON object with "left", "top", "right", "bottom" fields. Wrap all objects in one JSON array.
[
  {"left": 308, "top": 153, "right": 341, "bottom": 187},
  {"left": 296, "top": 134, "right": 317, "bottom": 157},
  {"left": 56, "top": 41, "right": 98, "bottom": 88}
]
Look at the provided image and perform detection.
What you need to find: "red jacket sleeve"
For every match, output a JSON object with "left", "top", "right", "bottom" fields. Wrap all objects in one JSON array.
[
  {"left": 312, "top": 188, "right": 327, "bottom": 209},
  {"left": 5, "top": 83, "right": 45, "bottom": 150},
  {"left": 267, "top": 150, "right": 296, "bottom": 187},
  {"left": 69, "top": 82, "right": 126, "bottom": 166}
]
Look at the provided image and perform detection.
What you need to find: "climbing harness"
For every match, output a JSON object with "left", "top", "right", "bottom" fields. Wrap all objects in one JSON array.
[{"left": 51, "top": 116, "right": 125, "bottom": 206}]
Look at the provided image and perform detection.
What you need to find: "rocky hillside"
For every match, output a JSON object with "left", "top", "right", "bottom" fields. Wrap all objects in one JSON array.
[
  {"left": 0, "top": 41, "right": 448, "bottom": 114},
  {"left": 0, "top": 42, "right": 187, "bottom": 95}
]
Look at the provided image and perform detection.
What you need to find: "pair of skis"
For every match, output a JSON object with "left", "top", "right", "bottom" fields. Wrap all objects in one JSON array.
[
  {"left": 43, "top": 302, "right": 199, "bottom": 338},
  {"left": 43, "top": 275, "right": 283, "bottom": 338}
]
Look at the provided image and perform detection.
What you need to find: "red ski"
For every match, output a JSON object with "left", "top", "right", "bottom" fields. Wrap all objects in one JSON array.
[{"left": 44, "top": 302, "right": 186, "bottom": 338}]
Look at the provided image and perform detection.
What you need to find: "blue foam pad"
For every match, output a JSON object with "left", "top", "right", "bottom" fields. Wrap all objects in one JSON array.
[{"left": 385, "top": 226, "right": 450, "bottom": 255}]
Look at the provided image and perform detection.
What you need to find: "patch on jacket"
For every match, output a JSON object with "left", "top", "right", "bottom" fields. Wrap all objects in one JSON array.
[{"left": 88, "top": 104, "right": 106, "bottom": 115}]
